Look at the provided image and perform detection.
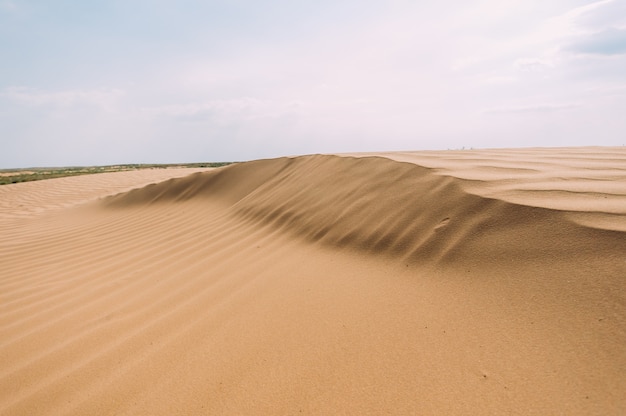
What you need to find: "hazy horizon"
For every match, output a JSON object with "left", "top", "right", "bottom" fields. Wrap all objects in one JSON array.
[{"left": 2, "top": 0, "right": 625, "bottom": 168}]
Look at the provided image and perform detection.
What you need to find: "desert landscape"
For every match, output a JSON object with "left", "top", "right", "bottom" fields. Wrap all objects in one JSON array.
[{"left": 1, "top": 147, "right": 625, "bottom": 415}]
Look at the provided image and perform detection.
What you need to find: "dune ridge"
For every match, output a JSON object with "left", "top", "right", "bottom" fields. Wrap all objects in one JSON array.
[
  {"left": 351, "top": 147, "right": 626, "bottom": 215},
  {"left": 1, "top": 150, "right": 625, "bottom": 415},
  {"left": 105, "top": 154, "right": 626, "bottom": 269}
]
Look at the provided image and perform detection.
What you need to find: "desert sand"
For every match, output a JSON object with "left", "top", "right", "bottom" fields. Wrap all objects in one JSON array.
[{"left": 1, "top": 147, "right": 625, "bottom": 415}]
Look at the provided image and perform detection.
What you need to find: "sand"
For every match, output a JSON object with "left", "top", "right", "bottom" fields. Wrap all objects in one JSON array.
[{"left": 1, "top": 147, "right": 625, "bottom": 415}]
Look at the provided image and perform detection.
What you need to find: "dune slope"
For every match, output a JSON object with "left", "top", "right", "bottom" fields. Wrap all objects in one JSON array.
[
  {"left": 106, "top": 154, "right": 626, "bottom": 269},
  {"left": 1, "top": 152, "right": 625, "bottom": 415}
]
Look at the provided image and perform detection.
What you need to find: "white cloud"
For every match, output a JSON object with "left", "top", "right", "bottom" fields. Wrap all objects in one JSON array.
[
  {"left": 484, "top": 102, "right": 583, "bottom": 114},
  {"left": 539, "top": 0, "right": 615, "bottom": 40},
  {"left": 481, "top": 75, "right": 519, "bottom": 85},
  {"left": 549, "top": 0, "right": 615, "bottom": 35},
  {"left": 461, "top": 0, "right": 620, "bottom": 65},
  {"left": 1, "top": 87, "right": 125, "bottom": 111},
  {"left": 451, "top": 56, "right": 481, "bottom": 72},
  {"left": 140, "top": 98, "right": 303, "bottom": 123},
  {"left": 566, "top": 27, "right": 626, "bottom": 55},
  {"left": 514, "top": 58, "right": 553, "bottom": 72},
  {"left": 548, "top": 0, "right": 626, "bottom": 53},
  {"left": 568, "top": 0, "right": 624, "bottom": 29}
]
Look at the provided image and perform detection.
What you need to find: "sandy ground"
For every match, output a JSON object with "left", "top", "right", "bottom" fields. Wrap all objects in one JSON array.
[
  {"left": 0, "top": 168, "right": 209, "bottom": 223},
  {"left": 1, "top": 148, "right": 625, "bottom": 415}
]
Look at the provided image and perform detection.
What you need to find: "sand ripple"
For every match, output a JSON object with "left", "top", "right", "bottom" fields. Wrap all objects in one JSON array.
[{"left": 1, "top": 150, "right": 625, "bottom": 415}]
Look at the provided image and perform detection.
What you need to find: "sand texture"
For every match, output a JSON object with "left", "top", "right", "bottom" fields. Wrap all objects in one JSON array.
[{"left": 1, "top": 148, "right": 625, "bottom": 415}]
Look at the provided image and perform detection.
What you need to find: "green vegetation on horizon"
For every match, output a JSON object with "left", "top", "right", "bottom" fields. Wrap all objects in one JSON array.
[{"left": 0, "top": 162, "right": 233, "bottom": 185}]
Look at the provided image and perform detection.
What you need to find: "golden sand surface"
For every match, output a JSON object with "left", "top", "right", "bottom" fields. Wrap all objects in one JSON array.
[
  {"left": 1, "top": 148, "right": 625, "bottom": 415},
  {"left": 0, "top": 168, "right": 210, "bottom": 223}
]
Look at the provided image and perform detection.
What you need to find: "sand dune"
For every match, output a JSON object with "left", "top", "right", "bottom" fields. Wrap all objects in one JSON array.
[
  {"left": 350, "top": 147, "right": 626, "bottom": 216},
  {"left": 1, "top": 148, "right": 625, "bottom": 415},
  {"left": 0, "top": 168, "right": 209, "bottom": 224}
]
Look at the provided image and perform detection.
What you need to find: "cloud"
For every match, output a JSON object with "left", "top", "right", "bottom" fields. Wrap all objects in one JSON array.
[
  {"left": 141, "top": 98, "right": 303, "bottom": 123},
  {"left": 566, "top": 28, "right": 626, "bottom": 55},
  {"left": 495, "top": 0, "right": 619, "bottom": 60},
  {"left": 481, "top": 75, "right": 518, "bottom": 85},
  {"left": 478, "top": 0, "right": 626, "bottom": 95},
  {"left": 514, "top": 58, "right": 552, "bottom": 72},
  {"left": 549, "top": 0, "right": 615, "bottom": 36},
  {"left": 502, "top": 0, "right": 614, "bottom": 52},
  {"left": 574, "top": 0, "right": 626, "bottom": 31},
  {"left": 1, "top": 87, "right": 125, "bottom": 111},
  {"left": 445, "top": 2, "right": 618, "bottom": 84},
  {"left": 549, "top": 0, "right": 626, "bottom": 56},
  {"left": 484, "top": 102, "right": 582, "bottom": 114},
  {"left": 450, "top": 56, "right": 481, "bottom": 72}
]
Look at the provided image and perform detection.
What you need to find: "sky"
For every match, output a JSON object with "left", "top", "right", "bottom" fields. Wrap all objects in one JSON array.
[{"left": 1, "top": 0, "right": 625, "bottom": 168}]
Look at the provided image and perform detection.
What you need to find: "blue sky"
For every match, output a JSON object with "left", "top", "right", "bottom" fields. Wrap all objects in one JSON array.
[{"left": 1, "top": 0, "right": 625, "bottom": 167}]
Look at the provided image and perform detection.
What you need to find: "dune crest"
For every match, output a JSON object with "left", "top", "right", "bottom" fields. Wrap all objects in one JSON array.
[
  {"left": 105, "top": 154, "right": 626, "bottom": 268},
  {"left": 350, "top": 147, "right": 626, "bottom": 227}
]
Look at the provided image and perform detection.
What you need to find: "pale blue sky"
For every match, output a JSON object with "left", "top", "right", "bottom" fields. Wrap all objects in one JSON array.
[{"left": 1, "top": 0, "right": 625, "bottom": 167}]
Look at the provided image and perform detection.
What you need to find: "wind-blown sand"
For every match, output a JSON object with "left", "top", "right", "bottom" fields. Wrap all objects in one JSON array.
[{"left": 1, "top": 148, "right": 625, "bottom": 415}]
